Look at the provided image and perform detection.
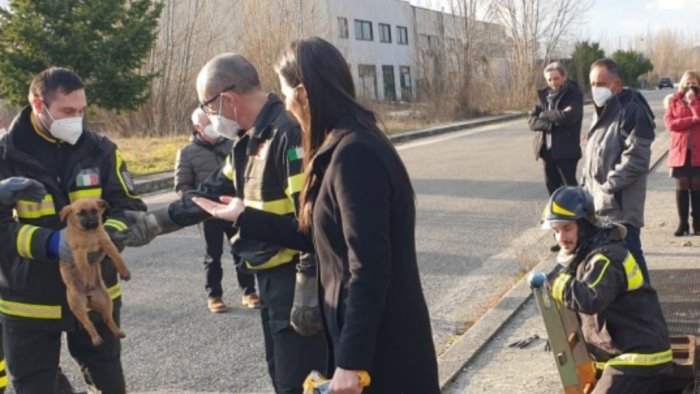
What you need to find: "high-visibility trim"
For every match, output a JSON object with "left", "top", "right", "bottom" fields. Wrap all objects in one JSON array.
[
  {"left": 285, "top": 173, "right": 305, "bottom": 197},
  {"left": 115, "top": 151, "right": 139, "bottom": 199},
  {"left": 622, "top": 252, "right": 644, "bottom": 291},
  {"left": 0, "top": 374, "right": 6, "bottom": 389},
  {"left": 0, "top": 359, "right": 5, "bottom": 370},
  {"left": 104, "top": 218, "right": 128, "bottom": 232},
  {"left": 587, "top": 254, "right": 611, "bottom": 288},
  {"left": 222, "top": 156, "right": 234, "bottom": 181},
  {"left": 244, "top": 198, "right": 295, "bottom": 215},
  {"left": 15, "top": 194, "right": 55, "bottom": 219},
  {"left": 595, "top": 349, "right": 673, "bottom": 369},
  {"left": 16, "top": 225, "right": 40, "bottom": 259},
  {"left": 551, "top": 273, "right": 572, "bottom": 303},
  {"left": 69, "top": 187, "right": 102, "bottom": 202},
  {"left": 108, "top": 283, "right": 122, "bottom": 300},
  {"left": 552, "top": 201, "right": 576, "bottom": 217},
  {"left": 0, "top": 298, "right": 61, "bottom": 319},
  {"left": 245, "top": 248, "right": 298, "bottom": 271}
]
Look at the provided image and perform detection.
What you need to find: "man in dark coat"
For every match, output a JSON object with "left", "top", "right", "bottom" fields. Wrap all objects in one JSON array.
[{"left": 528, "top": 61, "right": 584, "bottom": 195}]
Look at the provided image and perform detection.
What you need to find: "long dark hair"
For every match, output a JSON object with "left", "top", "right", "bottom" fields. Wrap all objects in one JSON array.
[{"left": 276, "top": 37, "right": 383, "bottom": 232}]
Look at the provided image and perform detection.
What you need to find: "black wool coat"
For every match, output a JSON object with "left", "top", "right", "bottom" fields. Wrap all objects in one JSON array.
[
  {"left": 528, "top": 79, "right": 584, "bottom": 161},
  {"left": 237, "top": 116, "right": 439, "bottom": 393}
]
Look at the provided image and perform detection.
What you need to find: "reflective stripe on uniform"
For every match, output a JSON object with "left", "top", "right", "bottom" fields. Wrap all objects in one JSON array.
[
  {"left": 0, "top": 298, "right": 61, "bottom": 319},
  {"left": 244, "top": 198, "right": 295, "bottom": 215},
  {"left": 586, "top": 254, "right": 611, "bottom": 288},
  {"left": 551, "top": 273, "right": 572, "bottom": 303},
  {"left": 16, "top": 224, "right": 40, "bottom": 259},
  {"left": 15, "top": 194, "right": 55, "bottom": 219},
  {"left": 115, "top": 151, "right": 139, "bottom": 199},
  {"left": 285, "top": 173, "right": 304, "bottom": 197},
  {"left": 622, "top": 252, "right": 644, "bottom": 291},
  {"left": 69, "top": 187, "right": 102, "bottom": 202},
  {"left": 222, "top": 156, "right": 234, "bottom": 181},
  {"left": 245, "top": 248, "right": 298, "bottom": 271},
  {"left": 108, "top": 283, "right": 122, "bottom": 300},
  {"left": 104, "top": 218, "right": 128, "bottom": 232},
  {"left": 595, "top": 349, "right": 673, "bottom": 369}
]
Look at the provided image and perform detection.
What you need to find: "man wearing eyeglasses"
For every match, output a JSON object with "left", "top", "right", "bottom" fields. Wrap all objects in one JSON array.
[{"left": 114, "top": 54, "right": 326, "bottom": 393}]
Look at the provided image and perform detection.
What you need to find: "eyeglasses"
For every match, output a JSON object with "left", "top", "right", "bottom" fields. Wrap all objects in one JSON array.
[{"left": 199, "top": 84, "right": 236, "bottom": 114}]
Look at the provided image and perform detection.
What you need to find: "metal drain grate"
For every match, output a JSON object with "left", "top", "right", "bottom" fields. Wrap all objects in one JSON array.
[{"left": 651, "top": 269, "right": 700, "bottom": 336}]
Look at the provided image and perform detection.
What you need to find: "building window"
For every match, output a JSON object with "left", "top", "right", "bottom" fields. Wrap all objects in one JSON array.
[
  {"left": 382, "top": 65, "right": 396, "bottom": 101},
  {"left": 338, "top": 17, "right": 348, "bottom": 39},
  {"left": 400, "top": 66, "right": 412, "bottom": 101},
  {"left": 379, "top": 23, "right": 391, "bottom": 43},
  {"left": 355, "top": 19, "right": 373, "bottom": 41},
  {"left": 358, "top": 64, "right": 378, "bottom": 100},
  {"left": 397, "top": 26, "right": 408, "bottom": 45}
]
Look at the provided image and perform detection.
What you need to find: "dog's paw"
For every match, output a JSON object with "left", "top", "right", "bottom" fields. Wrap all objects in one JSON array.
[
  {"left": 119, "top": 270, "right": 131, "bottom": 281},
  {"left": 115, "top": 330, "right": 126, "bottom": 339},
  {"left": 91, "top": 335, "right": 104, "bottom": 346}
]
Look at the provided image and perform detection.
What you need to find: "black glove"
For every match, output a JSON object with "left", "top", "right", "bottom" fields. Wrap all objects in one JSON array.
[
  {"left": 111, "top": 208, "right": 180, "bottom": 247},
  {"left": 290, "top": 259, "right": 323, "bottom": 336},
  {"left": 0, "top": 177, "right": 46, "bottom": 205},
  {"left": 529, "top": 104, "right": 543, "bottom": 117}
]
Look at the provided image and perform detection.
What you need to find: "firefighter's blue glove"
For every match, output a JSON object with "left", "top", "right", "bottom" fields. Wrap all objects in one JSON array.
[
  {"left": 111, "top": 209, "right": 180, "bottom": 247},
  {"left": 0, "top": 177, "right": 46, "bottom": 205},
  {"left": 528, "top": 272, "right": 546, "bottom": 289}
]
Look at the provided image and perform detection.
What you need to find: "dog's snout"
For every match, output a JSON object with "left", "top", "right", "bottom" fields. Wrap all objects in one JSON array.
[{"left": 82, "top": 220, "right": 98, "bottom": 230}]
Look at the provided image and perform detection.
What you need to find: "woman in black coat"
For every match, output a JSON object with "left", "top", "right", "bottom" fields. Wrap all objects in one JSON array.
[{"left": 193, "top": 37, "right": 439, "bottom": 393}]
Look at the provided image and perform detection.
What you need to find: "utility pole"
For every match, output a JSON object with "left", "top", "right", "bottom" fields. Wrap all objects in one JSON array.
[{"left": 299, "top": 0, "right": 303, "bottom": 35}]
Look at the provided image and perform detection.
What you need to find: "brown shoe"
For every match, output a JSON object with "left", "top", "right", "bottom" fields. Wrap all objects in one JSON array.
[
  {"left": 208, "top": 297, "right": 229, "bottom": 313},
  {"left": 242, "top": 293, "right": 261, "bottom": 309}
]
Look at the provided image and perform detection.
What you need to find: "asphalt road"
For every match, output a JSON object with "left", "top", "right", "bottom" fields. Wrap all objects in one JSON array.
[{"left": 50, "top": 89, "right": 670, "bottom": 394}]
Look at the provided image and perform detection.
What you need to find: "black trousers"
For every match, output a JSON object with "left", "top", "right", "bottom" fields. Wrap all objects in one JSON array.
[
  {"left": 202, "top": 219, "right": 256, "bottom": 298},
  {"left": 256, "top": 263, "right": 327, "bottom": 394},
  {"left": 541, "top": 149, "right": 578, "bottom": 195},
  {"left": 3, "top": 305, "right": 125, "bottom": 394},
  {"left": 592, "top": 366, "right": 663, "bottom": 394}
]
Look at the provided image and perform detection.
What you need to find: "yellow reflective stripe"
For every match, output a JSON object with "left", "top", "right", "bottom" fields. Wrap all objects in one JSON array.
[
  {"left": 552, "top": 201, "right": 576, "bottom": 217},
  {"left": 104, "top": 218, "right": 128, "bottom": 232},
  {"left": 222, "top": 156, "right": 234, "bottom": 181},
  {"left": 245, "top": 248, "right": 298, "bottom": 271},
  {"left": 0, "top": 374, "right": 6, "bottom": 389},
  {"left": 587, "top": 254, "right": 611, "bottom": 288},
  {"left": 15, "top": 194, "right": 55, "bottom": 219},
  {"left": 115, "top": 151, "right": 139, "bottom": 199},
  {"left": 551, "top": 273, "right": 572, "bottom": 303},
  {"left": 16, "top": 225, "right": 40, "bottom": 259},
  {"left": 244, "top": 198, "right": 295, "bottom": 215},
  {"left": 108, "top": 283, "right": 122, "bottom": 300},
  {"left": 623, "top": 252, "right": 644, "bottom": 291},
  {"left": 69, "top": 187, "right": 102, "bottom": 202},
  {"left": 600, "top": 349, "right": 673, "bottom": 368},
  {"left": 0, "top": 298, "right": 61, "bottom": 319},
  {"left": 285, "top": 173, "right": 305, "bottom": 197}
]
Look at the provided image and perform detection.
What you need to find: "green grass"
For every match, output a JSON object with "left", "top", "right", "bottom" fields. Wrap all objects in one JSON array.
[{"left": 112, "top": 135, "right": 190, "bottom": 176}]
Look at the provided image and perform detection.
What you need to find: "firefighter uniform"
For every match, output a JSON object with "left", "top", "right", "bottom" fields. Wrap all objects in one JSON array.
[
  {"left": 549, "top": 226, "right": 672, "bottom": 393},
  {"left": 167, "top": 95, "right": 326, "bottom": 393},
  {"left": 0, "top": 107, "right": 146, "bottom": 394}
]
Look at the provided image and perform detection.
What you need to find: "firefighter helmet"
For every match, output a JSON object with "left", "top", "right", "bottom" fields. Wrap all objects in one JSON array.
[{"left": 541, "top": 186, "right": 597, "bottom": 229}]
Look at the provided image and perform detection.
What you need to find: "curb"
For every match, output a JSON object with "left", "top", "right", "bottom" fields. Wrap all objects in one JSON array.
[
  {"left": 131, "top": 112, "right": 528, "bottom": 196},
  {"left": 437, "top": 130, "right": 671, "bottom": 390}
]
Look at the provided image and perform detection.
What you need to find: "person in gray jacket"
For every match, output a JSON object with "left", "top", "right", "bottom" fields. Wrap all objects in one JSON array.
[
  {"left": 174, "top": 108, "right": 258, "bottom": 312},
  {"left": 583, "top": 58, "right": 654, "bottom": 284}
]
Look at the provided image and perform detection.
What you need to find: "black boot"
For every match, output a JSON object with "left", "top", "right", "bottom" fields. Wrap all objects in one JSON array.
[
  {"left": 691, "top": 191, "right": 700, "bottom": 235},
  {"left": 675, "top": 190, "right": 690, "bottom": 236}
]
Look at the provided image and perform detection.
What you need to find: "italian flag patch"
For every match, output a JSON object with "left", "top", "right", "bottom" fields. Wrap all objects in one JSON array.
[{"left": 287, "top": 147, "right": 304, "bottom": 161}]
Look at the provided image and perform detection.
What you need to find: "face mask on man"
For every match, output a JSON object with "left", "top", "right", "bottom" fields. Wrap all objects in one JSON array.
[
  {"left": 591, "top": 86, "right": 613, "bottom": 107},
  {"left": 209, "top": 95, "right": 241, "bottom": 140},
  {"left": 202, "top": 124, "right": 219, "bottom": 139},
  {"left": 41, "top": 105, "right": 83, "bottom": 145}
]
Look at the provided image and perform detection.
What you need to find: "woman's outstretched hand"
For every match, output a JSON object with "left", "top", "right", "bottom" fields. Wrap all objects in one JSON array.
[{"left": 192, "top": 195, "right": 245, "bottom": 222}]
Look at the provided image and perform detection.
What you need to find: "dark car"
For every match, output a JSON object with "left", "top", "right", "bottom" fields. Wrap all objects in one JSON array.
[{"left": 658, "top": 77, "right": 674, "bottom": 89}]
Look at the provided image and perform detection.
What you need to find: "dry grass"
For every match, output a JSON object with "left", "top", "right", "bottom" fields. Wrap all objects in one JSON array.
[{"left": 111, "top": 134, "right": 190, "bottom": 176}]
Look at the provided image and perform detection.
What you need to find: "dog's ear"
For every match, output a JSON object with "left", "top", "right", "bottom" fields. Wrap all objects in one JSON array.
[
  {"left": 59, "top": 205, "right": 72, "bottom": 222},
  {"left": 97, "top": 199, "right": 111, "bottom": 212}
]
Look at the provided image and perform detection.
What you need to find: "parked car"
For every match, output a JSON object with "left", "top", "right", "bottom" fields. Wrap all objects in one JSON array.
[{"left": 658, "top": 77, "right": 674, "bottom": 89}]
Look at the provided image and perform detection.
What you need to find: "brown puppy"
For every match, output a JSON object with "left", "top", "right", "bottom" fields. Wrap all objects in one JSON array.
[{"left": 59, "top": 197, "right": 131, "bottom": 346}]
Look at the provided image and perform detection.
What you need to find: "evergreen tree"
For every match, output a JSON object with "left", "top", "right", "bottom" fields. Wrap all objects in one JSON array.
[
  {"left": 612, "top": 49, "right": 654, "bottom": 88},
  {"left": 0, "top": 0, "right": 163, "bottom": 111},
  {"left": 570, "top": 41, "right": 606, "bottom": 89}
]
